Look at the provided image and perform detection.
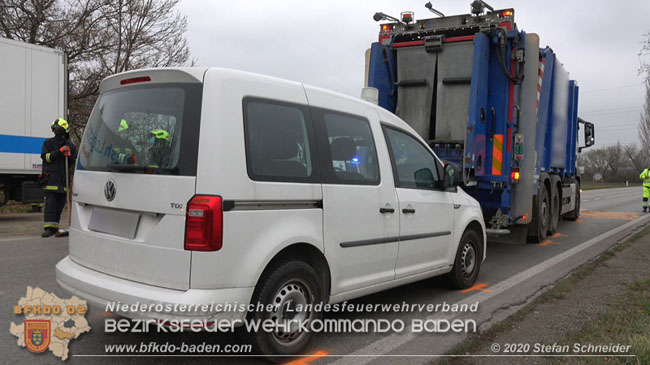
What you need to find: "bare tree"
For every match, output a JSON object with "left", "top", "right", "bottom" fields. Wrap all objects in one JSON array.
[
  {"left": 640, "top": 31, "right": 650, "bottom": 77},
  {"left": 583, "top": 148, "right": 609, "bottom": 179},
  {"left": 624, "top": 143, "right": 646, "bottom": 173},
  {"left": 639, "top": 32, "right": 650, "bottom": 152},
  {"left": 0, "top": 0, "right": 192, "bottom": 141},
  {"left": 603, "top": 142, "right": 625, "bottom": 179},
  {"left": 638, "top": 78, "right": 650, "bottom": 152}
]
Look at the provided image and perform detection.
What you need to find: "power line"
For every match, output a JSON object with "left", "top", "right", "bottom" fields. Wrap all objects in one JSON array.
[
  {"left": 580, "top": 82, "right": 644, "bottom": 94},
  {"left": 581, "top": 109, "right": 641, "bottom": 116},
  {"left": 581, "top": 105, "right": 640, "bottom": 113}
]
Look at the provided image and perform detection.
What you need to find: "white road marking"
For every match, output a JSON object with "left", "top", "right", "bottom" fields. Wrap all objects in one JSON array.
[
  {"left": 0, "top": 236, "right": 41, "bottom": 242},
  {"left": 605, "top": 192, "right": 639, "bottom": 198},
  {"left": 330, "top": 213, "right": 650, "bottom": 365}
]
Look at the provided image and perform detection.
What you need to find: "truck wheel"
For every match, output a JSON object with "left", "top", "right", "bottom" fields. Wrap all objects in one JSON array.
[
  {"left": 0, "top": 187, "right": 7, "bottom": 207},
  {"left": 548, "top": 187, "right": 559, "bottom": 235},
  {"left": 564, "top": 183, "right": 580, "bottom": 221},
  {"left": 528, "top": 185, "right": 549, "bottom": 243},
  {"left": 246, "top": 260, "right": 323, "bottom": 362},
  {"left": 446, "top": 229, "right": 482, "bottom": 289}
]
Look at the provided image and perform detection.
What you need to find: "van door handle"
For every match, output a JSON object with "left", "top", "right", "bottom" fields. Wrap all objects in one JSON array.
[
  {"left": 402, "top": 208, "right": 416, "bottom": 214},
  {"left": 379, "top": 207, "right": 395, "bottom": 214}
]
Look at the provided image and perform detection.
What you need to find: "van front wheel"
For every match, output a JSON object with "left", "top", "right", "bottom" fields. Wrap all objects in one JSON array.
[
  {"left": 246, "top": 260, "right": 323, "bottom": 361},
  {"left": 446, "top": 229, "right": 482, "bottom": 289}
]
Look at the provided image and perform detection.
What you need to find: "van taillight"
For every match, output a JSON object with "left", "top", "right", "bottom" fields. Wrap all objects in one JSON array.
[{"left": 184, "top": 195, "right": 223, "bottom": 251}]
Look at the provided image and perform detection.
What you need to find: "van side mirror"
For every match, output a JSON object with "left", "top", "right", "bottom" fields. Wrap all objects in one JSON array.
[
  {"left": 578, "top": 118, "right": 595, "bottom": 152},
  {"left": 414, "top": 168, "right": 435, "bottom": 189},
  {"left": 443, "top": 164, "right": 460, "bottom": 190}
]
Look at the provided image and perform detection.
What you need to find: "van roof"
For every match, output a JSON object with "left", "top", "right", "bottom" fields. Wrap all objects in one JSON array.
[
  {"left": 101, "top": 67, "right": 418, "bottom": 136},
  {"left": 100, "top": 67, "right": 209, "bottom": 93}
]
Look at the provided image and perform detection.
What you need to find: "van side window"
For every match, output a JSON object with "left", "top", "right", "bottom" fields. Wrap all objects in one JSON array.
[
  {"left": 243, "top": 98, "right": 318, "bottom": 183},
  {"left": 312, "top": 108, "right": 380, "bottom": 185},
  {"left": 383, "top": 126, "right": 441, "bottom": 190}
]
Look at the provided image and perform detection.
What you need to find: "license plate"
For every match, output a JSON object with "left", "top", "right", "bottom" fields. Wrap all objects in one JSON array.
[{"left": 88, "top": 207, "right": 140, "bottom": 239}]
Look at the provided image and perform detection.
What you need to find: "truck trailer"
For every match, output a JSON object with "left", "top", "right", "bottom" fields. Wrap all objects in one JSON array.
[
  {"left": 0, "top": 37, "right": 67, "bottom": 208},
  {"left": 366, "top": 1, "right": 595, "bottom": 242}
]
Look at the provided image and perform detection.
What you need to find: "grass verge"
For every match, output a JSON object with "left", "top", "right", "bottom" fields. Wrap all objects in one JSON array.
[
  {"left": 445, "top": 224, "right": 650, "bottom": 361},
  {"left": 559, "top": 278, "right": 650, "bottom": 364},
  {"left": 0, "top": 201, "right": 33, "bottom": 214}
]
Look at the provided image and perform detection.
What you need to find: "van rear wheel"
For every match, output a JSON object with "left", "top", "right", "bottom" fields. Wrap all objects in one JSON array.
[{"left": 246, "top": 260, "right": 323, "bottom": 362}]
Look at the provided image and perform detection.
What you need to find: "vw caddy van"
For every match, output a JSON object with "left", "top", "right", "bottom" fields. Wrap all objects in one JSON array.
[{"left": 56, "top": 67, "right": 486, "bottom": 356}]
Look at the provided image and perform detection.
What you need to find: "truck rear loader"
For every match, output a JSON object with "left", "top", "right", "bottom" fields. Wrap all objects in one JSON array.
[{"left": 365, "top": 1, "right": 595, "bottom": 243}]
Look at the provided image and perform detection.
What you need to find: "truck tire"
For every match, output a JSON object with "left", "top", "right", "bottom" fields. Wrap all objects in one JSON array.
[
  {"left": 0, "top": 186, "right": 7, "bottom": 207},
  {"left": 245, "top": 260, "right": 323, "bottom": 362},
  {"left": 564, "top": 183, "right": 580, "bottom": 221},
  {"left": 548, "top": 184, "right": 560, "bottom": 235},
  {"left": 528, "top": 185, "right": 549, "bottom": 243},
  {"left": 446, "top": 229, "right": 482, "bottom": 289}
]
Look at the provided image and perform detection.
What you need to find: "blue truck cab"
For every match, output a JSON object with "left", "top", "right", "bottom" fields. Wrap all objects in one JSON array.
[{"left": 365, "top": 2, "right": 595, "bottom": 242}]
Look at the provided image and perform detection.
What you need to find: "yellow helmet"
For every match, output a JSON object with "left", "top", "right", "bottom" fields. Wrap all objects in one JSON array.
[
  {"left": 118, "top": 119, "right": 129, "bottom": 132},
  {"left": 150, "top": 129, "right": 170, "bottom": 142},
  {"left": 52, "top": 118, "right": 70, "bottom": 133}
]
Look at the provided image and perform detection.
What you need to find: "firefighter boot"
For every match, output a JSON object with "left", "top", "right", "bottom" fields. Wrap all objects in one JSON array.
[{"left": 41, "top": 227, "right": 57, "bottom": 237}]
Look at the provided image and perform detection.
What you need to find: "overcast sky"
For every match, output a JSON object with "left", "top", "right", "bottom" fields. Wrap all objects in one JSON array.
[{"left": 177, "top": 0, "right": 649, "bottom": 149}]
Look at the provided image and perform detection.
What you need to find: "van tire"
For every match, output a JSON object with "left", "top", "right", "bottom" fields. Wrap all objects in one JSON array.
[
  {"left": 446, "top": 229, "right": 482, "bottom": 289},
  {"left": 246, "top": 260, "right": 323, "bottom": 362}
]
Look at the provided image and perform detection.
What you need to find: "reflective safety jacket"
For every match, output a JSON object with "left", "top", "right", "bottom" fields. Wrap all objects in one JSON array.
[
  {"left": 641, "top": 169, "right": 650, "bottom": 187},
  {"left": 41, "top": 136, "right": 76, "bottom": 193}
]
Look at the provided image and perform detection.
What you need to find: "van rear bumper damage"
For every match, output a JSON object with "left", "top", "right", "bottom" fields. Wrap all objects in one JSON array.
[{"left": 56, "top": 256, "right": 254, "bottom": 324}]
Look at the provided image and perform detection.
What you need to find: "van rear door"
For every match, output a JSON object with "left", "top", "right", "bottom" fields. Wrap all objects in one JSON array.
[{"left": 70, "top": 69, "right": 205, "bottom": 290}]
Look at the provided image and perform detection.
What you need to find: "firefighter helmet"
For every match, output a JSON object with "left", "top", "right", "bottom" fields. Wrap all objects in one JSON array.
[
  {"left": 150, "top": 129, "right": 170, "bottom": 142},
  {"left": 51, "top": 118, "right": 70, "bottom": 133}
]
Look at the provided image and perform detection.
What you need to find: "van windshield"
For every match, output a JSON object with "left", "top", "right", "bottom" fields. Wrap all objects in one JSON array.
[{"left": 77, "top": 83, "right": 202, "bottom": 176}]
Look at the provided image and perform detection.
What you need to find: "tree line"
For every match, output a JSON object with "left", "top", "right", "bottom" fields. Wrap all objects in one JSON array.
[{"left": 0, "top": 0, "right": 191, "bottom": 142}]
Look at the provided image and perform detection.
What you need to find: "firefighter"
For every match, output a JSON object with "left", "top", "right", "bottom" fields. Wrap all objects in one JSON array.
[
  {"left": 114, "top": 119, "right": 136, "bottom": 165},
  {"left": 641, "top": 168, "right": 650, "bottom": 212},
  {"left": 148, "top": 129, "right": 171, "bottom": 168},
  {"left": 40, "top": 119, "right": 76, "bottom": 237}
]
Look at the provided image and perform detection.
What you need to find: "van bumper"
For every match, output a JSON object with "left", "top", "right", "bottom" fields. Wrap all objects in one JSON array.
[{"left": 56, "top": 256, "right": 254, "bottom": 324}]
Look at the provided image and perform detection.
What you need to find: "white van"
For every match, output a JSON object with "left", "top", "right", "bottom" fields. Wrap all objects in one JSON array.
[{"left": 56, "top": 67, "right": 486, "bottom": 356}]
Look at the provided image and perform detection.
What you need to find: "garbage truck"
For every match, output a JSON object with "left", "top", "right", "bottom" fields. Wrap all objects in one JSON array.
[
  {"left": 365, "top": 1, "right": 595, "bottom": 242},
  {"left": 0, "top": 37, "right": 67, "bottom": 209}
]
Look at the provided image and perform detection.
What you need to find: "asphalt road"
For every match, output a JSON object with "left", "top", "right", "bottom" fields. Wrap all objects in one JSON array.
[{"left": 1, "top": 186, "right": 646, "bottom": 364}]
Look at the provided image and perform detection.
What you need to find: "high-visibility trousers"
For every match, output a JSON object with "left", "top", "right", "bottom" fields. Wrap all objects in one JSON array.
[{"left": 643, "top": 184, "right": 650, "bottom": 208}]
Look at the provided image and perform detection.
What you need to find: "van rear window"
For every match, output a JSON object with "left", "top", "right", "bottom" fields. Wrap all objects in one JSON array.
[{"left": 77, "top": 83, "right": 202, "bottom": 176}]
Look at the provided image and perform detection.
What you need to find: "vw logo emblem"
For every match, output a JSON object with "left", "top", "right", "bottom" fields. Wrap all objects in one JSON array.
[{"left": 104, "top": 180, "right": 116, "bottom": 201}]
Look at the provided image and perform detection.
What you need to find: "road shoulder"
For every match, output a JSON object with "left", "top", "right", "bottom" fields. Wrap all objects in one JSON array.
[{"left": 443, "top": 225, "right": 650, "bottom": 364}]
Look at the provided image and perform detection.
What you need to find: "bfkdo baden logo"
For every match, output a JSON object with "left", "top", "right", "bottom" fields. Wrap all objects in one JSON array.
[{"left": 10, "top": 287, "right": 91, "bottom": 360}]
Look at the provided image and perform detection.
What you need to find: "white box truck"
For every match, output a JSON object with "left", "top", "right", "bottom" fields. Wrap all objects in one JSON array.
[{"left": 0, "top": 37, "right": 67, "bottom": 208}]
